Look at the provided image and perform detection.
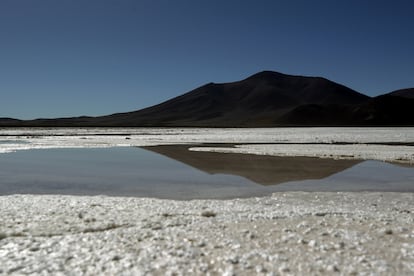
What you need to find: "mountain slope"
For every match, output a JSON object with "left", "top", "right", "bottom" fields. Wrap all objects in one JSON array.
[
  {"left": 349, "top": 95, "right": 414, "bottom": 125},
  {"left": 387, "top": 88, "right": 414, "bottom": 99},
  {"left": 277, "top": 93, "right": 414, "bottom": 126}
]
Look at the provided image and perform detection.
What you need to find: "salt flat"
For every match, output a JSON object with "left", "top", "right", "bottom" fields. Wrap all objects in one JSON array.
[
  {"left": 1, "top": 127, "right": 414, "bottom": 275},
  {"left": 1, "top": 192, "right": 413, "bottom": 275},
  {"left": 1, "top": 127, "right": 414, "bottom": 163}
]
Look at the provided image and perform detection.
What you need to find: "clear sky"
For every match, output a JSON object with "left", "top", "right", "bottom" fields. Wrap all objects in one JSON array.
[{"left": 1, "top": 0, "right": 413, "bottom": 119}]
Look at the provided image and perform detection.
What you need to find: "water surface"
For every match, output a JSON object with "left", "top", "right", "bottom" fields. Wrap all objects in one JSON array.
[{"left": 0, "top": 146, "right": 413, "bottom": 199}]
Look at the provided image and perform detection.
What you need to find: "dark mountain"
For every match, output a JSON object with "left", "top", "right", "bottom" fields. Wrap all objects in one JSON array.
[
  {"left": 387, "top": 88, "right": 414, "bottom": 99},
  {"left": 278, "top": 95, "right": 414, "bottom": 126},
  {"left": 79, "top": 71, "right": 370, "bottom": 127},
  {"left": 0, "top": 118, "right": 22, "bottom": 126},
  {"left": 1, "top": 70, "right": 413, "bottom": 127},
  {"left": 349, "top": 95, "right": 414, "bottom": 125}
]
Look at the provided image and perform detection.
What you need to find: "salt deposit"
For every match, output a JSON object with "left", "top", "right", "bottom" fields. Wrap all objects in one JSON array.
[
  {"left": 1, "top": 192, "right": 413, "bottom": 275},
  {"left": 1, "top": 127, "right": 414, "bottom": 274},
  {"left": 1, "top": 127, "right": 414, "bottom": 162},
  {"left": 190, "top": 143, "right": 414, "bottom": 164}
]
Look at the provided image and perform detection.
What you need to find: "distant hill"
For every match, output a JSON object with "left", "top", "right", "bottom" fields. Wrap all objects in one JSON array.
[
  {"left": 0, "top": 118, "right": 22, "bottom": 125},
  {"left": 349, "top": 94, "right": 414, "bottom": 125},
  {"left": 387, "top": 88, "right": 414, "bottom": 99},
  {"left": 1, "top": 71, "right": 413, "bottom": 127}
]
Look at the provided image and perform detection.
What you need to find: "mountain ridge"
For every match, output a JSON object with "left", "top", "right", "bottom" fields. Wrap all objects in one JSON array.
[
  {"left": 387, "top": 88, "right": 414, "bottom": 99},
  {"left": 1, "top": 71, "right": 413, "bottom": 127}
]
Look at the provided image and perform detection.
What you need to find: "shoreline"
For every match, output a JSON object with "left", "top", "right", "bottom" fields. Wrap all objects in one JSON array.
[
  {"left": 1, "top": 127, "right": 414, "bottom": 164},
  {"left": 1, "top": 192, "right": 414, "bottom": 275}
]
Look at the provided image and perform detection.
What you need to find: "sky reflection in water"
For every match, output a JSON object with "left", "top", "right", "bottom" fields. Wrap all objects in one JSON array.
[{"left": 0, "top": 146, "right": 413, "bottom": 199}]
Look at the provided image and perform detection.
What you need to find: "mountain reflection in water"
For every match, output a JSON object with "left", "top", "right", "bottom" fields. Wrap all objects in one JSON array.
[
  {"left": 1, "top": 146, "right": 413, "bottom": 199},
  {"left": 142, "top": 145, "right": 362, "bottom": 186}
]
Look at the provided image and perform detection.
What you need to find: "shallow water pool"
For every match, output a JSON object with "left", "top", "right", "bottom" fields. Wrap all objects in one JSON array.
[{"left": 0, "top": 146, "right": 413, "bottom": 199}]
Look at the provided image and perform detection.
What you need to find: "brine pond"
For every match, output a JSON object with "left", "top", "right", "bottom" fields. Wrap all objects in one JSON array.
[{"left": 1, "top": 145, "right": 414, "bottom": 199}]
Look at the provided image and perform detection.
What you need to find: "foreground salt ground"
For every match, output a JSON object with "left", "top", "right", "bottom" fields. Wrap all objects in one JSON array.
[
  {"left": 1, "top": 127, "right": 414, "bottom": 163},
  {"left": 1, "top": 192, "right": 414, "bottom": 275}
]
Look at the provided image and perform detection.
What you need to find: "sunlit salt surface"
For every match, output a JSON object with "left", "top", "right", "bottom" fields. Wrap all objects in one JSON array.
[
  {"left": 0, "top": 140, "right": 30, "bottom": 144},
  {"left": 1, "top": 127, "right": 414, "bottom": 162},
  {"left": 0, "top": 147, "right": 413, "bottom": 199}
]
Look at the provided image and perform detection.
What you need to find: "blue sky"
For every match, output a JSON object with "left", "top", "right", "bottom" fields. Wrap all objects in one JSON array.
[{"left": 1, "top": 0, "right": 413, "bottom": 119}]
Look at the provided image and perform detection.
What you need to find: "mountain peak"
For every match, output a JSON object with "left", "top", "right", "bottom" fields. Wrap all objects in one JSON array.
[{"left": 245, "top": 70, "right": 288, "bottom": 80}]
